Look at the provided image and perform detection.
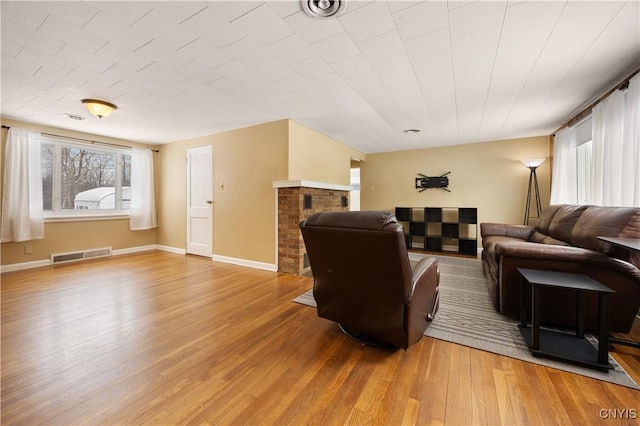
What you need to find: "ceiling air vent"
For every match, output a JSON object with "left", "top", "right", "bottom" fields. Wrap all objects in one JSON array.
[{"left": 301, "top": 0, "right": 346, "bottom": 19}]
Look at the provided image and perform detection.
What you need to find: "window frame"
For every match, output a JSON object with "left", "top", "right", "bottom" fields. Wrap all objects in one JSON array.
[{"left": 41, "top": 137, "right": 131, "bottom": 222}]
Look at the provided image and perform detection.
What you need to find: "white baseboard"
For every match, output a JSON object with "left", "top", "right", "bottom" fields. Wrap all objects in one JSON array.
[
  {"left": 156, "top": 245, "right": 187, "bottom": 255},
  {"left": 212, "top": 254, "right": 278, "bottom": 272},
  {"left": 112, "top": 245, "right": 157, "bottom": 256},
  {"left": 1, "top": 259, "right": 51, "bottom": 273},
  {"left": 1, "top": 244, "right": 183, "bottom": 273}
]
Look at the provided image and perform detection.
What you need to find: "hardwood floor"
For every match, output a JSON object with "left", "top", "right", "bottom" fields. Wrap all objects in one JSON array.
[{"left": 2, "top": 251, "right": 639, "bottom": 425}]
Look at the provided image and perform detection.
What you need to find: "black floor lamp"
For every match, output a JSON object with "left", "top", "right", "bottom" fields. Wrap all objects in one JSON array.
[{"left": 522, "top": 158, "right": 545, "bottom": 225}]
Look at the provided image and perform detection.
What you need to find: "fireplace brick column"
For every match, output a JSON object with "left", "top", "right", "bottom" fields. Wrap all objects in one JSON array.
[{"left": 274, "top": 181, "right": 350, "bottom": 275}]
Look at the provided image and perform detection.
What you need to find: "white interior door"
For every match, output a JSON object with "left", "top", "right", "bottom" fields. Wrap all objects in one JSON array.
[{"left": 186, "top": 145, "right": 213, "bottom": 257}]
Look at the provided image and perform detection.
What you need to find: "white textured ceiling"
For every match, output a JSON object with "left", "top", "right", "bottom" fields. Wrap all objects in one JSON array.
[{"left": 1, "top": 1, "right": 639, "bottom": 153}]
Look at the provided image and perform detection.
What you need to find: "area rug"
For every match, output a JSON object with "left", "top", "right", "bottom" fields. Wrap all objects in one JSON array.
[{"left": 293, "top": 253, "right": 640, "bottom": 390}]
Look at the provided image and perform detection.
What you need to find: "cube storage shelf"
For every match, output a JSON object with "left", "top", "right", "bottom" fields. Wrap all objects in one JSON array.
[{"left": 395, "top": 207, "right": 478, "bottom": 256}]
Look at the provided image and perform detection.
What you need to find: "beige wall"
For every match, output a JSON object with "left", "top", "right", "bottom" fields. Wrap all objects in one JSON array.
[
  {"left": 288, "top": 120, "right": 365, "bottom": 185},
  {"left": 0, "top": 118, "right": 158, "bottom": 266},
  {"left": 361, "top": 136, "right": 552, "bottom": 240},
  {"left": 158, "top": 119, "right": 289, "bottom": 265}
]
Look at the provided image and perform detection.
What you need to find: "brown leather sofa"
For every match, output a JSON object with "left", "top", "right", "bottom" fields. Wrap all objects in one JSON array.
[
  {"left": 299, "top": 210, "right": 439, "bottom": 349},
  {"left": 481, "top": 204, "right": 640, "bottom": 333}
]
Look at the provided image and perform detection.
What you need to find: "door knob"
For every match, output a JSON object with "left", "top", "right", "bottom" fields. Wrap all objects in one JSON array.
[{"left": 206, "top": 200, "right": 213, "bottom": 204}]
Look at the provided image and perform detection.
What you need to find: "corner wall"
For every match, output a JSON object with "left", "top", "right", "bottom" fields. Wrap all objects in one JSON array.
[{"left": 157, "top": 120, "right": 289, "bottom": 266}]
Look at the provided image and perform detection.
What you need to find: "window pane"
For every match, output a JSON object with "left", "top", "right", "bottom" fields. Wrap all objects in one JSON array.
[
  {"left": 576, "top": 140, "right": 592, "bottom": 204},
  {"left": 122, "top": 154, "right": 131, "bottom": 209},
  {"left": 61, "top": 147, "right": 116, "bottom": 210},
  {"left": 41, "top": 144, "right": 53, "bottom": 210}
]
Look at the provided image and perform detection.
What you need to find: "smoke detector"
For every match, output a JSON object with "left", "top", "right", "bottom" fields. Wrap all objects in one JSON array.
[{"left": 301, "top": 0, "right": 346, "bottom": 19}]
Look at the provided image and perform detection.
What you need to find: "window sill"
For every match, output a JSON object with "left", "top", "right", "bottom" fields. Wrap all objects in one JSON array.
[{"left": 44, "top": 212, "right": 130, "bottom": 223}]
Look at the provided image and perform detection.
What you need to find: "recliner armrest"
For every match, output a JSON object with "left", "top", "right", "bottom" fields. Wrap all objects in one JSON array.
[
  {"left": 481, "top": 223, "right": 533, "bottom": 241},
  {"left": 408, "top": 256, "right": 439, "bottom": 311}
]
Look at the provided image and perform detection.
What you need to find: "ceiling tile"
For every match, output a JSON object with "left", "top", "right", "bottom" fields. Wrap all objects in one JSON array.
[
  {"left": 207, "top": 1, "right": 263, "bottom": 21},
  {"left": 84, "top": 12, "right": 153, "bottom": 51},
  {"left": 153, "top": 2, "right": 208, "bottom": 24},
  {"left": 135, "top": 39, "right": 193, "bottom": 68},
  {"left": 95, "top": 42, "right": 154, "bottom": 72},
  {"left": 27, "top": 1, "right": 99, "bottom": 27},
  {"left": 330, "top": 54, "right": 372, "bottom": 79},
  {"left": 69, "top": 65, "right": 120, "bottom": 87},
  {"left": 1, "top": 38, "right": 23, "bottom": 57},
  {"left": 138, "top": 62, "right": 186, "bottom": 84},
  {"left": 132, "top": 10, "right": 198, "bottom": 51},
  {"left": 0, "top": 1, "right": 48, "bottom": 30},
  {"left": 265, "top": 34, "right": 314, "bottom": 65},
  {"left": 392, "top": 1, "right": 449, "bottom": 40},
  {"left": 2, "top": 19, "right": 65, "bottom": 55},
  {"left": 55, "top": 44, "right": 114, "bottom": 73},
  {"left": 267, "top": 1, "right": 301, "bottom": 18},
  {"left": 221, "top": 37, "right": 274, "bottom": 67},
  {"left": 290, "top": 56, "right": 334, "bottom": 80},
  {"left": 339, "top": 2, "right": 396, "bottom": 42},
  {"left": 231, "top": 4, "right": 294, "bottom": 46},
  {"left": 311, "top": 31, "right": 360, "bottom": 64},
  {"left": 38, "top": 14, "right": 109, "bottom": 54},
  {"left": 17, "top": 45, "right": 77, "bottom": 74},
  {"left": 284, "top": 11, "right": 344, "bottom": 44},
  {"left": 2, "top": 53, "right": 41, "bottom": 75},
  {"left": 180, "top": 7, "right": 245, "bottom": 48},
  {"left": 92, "top": 1, "right": 154, "bottom": 26},
  {"left": 357, "top": 30, "right": 405, "bottom": 63},
  {"left": 177, "top": 39, "right": 232, "bottom": 69},
  {"left": 251, "top": 58, "right": 296, "bottom": 81},
  {"left": 449, "top": 1, "right": 507, "bottom": 39}
]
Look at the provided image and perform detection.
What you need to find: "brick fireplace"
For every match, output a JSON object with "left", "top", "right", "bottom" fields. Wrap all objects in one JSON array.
[{"left": 274, "top": 180, "right": 350, "bottom": 275}]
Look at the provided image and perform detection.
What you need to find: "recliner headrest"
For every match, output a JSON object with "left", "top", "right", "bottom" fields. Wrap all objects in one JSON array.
[{"left": 301, "top": 210, "right": 398, "bottom": 231}]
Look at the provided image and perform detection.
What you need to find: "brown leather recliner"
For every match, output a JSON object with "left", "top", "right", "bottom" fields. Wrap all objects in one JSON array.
[{"left": 299, "top": 210, "right": 439, "bottom": 349}]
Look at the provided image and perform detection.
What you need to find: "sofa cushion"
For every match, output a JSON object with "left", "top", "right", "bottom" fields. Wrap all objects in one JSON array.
[
  {"left": 547, "top": 205, "right": 589, "bottom": 242},
  {"left": 529, "top": 231, "right": 570, "bottom": 245},
  {"left": 570, "top": 206, "right": 640, "bottom": 267},
  {"left": 535, "top": 204, "right": 563, "bottom": 235}
]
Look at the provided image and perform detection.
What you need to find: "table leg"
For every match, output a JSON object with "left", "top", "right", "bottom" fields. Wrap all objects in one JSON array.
[
  {"left": 520, "top": 277, "right": 528, "bottom": 328},
  {"left": 576, "top": 291, "right": 584, "bottom": 339},
  {"left": 532, "top": 285, "right": 540, "bottom": 351},
  {"left": 598, "top": 293, "right": 609, "bottom": 368}
]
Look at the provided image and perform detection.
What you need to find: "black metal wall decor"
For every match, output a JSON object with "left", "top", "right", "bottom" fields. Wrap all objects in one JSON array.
[{"left": 415, "top": 172, "right": 451, "bottom": 192}]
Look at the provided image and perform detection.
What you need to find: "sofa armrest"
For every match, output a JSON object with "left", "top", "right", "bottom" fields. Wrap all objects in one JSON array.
[
  {"left": 481, "top": 223, "right": 533, "bottom": 241},
  {"left": 495, "top": 241, "right": 640, "bottom": 278}
]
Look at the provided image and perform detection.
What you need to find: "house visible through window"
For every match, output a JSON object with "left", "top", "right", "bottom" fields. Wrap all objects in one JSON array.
[{"left": 41, "top": 138, "right": 131, "bottom": 217}]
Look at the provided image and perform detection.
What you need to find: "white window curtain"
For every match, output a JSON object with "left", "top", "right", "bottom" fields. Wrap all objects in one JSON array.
[
  {"left": 129, "top": 149, "right": 157, "bottom": 230},
  {"left": 0, "top": 128, "right": 44, "bottom": 242},
  {"left": 591, "top": 73, "right": 640, "bottom": 207},
  {"left": 550, "top": 126, "right": 578, "bottom": 204}
]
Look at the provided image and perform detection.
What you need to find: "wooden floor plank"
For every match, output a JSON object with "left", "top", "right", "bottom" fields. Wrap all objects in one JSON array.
[{"left": 2, "top": 251, "right": 639, "bottom": 425}]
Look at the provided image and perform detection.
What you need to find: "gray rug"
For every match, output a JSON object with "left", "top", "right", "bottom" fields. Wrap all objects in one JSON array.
[{"left": 293, "top": 253, "right": 639, "bottom": 390}]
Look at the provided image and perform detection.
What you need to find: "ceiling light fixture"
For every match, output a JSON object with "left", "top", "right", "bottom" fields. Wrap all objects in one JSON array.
[
  {"left": 403, "top": 128, "right": 421, "bottom": 134},
  {"left": 81, "top": 99, "right": 117, "bottom": 119},
  {"left": 301, "top": 0, "right": 346, "bottom": 18}
]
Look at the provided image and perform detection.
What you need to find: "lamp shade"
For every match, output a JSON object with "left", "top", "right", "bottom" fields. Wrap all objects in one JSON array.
[
  {"left": 521, "top": 158, "right": 545, "bottom": 169},
  {"left": 81, "top": 99, "right": 117, "bottom": 119}
]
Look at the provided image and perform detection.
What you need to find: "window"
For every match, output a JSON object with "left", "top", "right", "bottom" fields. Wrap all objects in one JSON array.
[{"left": 41, "top": 138, "right": 131, "bottom": 218}]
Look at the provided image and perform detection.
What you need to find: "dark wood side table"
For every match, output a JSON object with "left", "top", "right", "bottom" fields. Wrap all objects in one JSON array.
[
  {"left": 517, "top": 268, "right": 615, "bottom": 372},
  {"left": 596, "top": 236, "right": 640, "bottom": 350}
]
